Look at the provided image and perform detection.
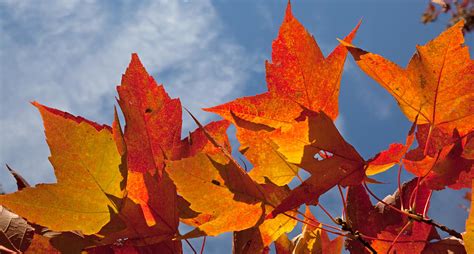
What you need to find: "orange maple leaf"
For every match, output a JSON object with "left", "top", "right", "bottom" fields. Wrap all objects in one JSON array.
[
  {"left": 341, "top": 20, "right": 473, "bottom": 136},
  {"left": 0, "top": 103, "right": 124, "bottom": 235},
  {"left": 205, "top": 2, "right": 360, "bottom": 187}
]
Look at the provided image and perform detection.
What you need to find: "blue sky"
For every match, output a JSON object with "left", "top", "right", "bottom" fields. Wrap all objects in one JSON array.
[{"left": 0, "top": 0, "right": 472, "bottom": 253}]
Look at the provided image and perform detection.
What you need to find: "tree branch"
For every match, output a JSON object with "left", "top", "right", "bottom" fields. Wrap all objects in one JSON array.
[
  {"left": 335, "top": 218, "right": 377, "bottom": 254},
  {"left": 407, "top": 210, "right": 463, "bottom": 239}
]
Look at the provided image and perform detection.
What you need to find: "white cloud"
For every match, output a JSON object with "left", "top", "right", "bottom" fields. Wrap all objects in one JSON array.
[
  {"left": 350, "top": 71, "right": 393, "bottom": 120},
  {"left": 0, "top": 0, "right": 252, "bottom": 191}
]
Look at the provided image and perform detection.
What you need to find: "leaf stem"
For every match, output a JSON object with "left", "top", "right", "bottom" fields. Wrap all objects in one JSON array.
[
  {"left": 200, "top": 236, "right": 207, "bottom": 254},
  {"left": 363, "top": 180, "right": 462, "bottom": 239},
  {"left": 318, "top": 204, "right": 338, "bottom": 224},
  {"left": 294, "top": 210, "right": 342, "bottom": 231},
  {"left": 387, "top": 221, "right": 412, "bottom": 254},
  {"left": 363, "top": 181, "right": 405, "bottom": 215},
  {"left": 282, "top": 212, "right": 346, "bottom": 237},
  {"left": 185, "top": 238, "right": 198, "bottom": 254},
  {"left": 337, "top": 185, "right": 347, "bottom": 219},
  {"left": 334, "top": 217, "right": 377, "bottom": 254},
  {"left": 397, "top": 164, "right": 404, "bottom": 211},
  {"left": 422, "top": 190, "right": 433, "bottom": 217},
  {"left": 406, "top": 210, "right": 463, "bottom": 239}
]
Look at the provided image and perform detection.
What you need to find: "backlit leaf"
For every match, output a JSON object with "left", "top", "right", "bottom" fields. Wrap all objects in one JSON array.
[
  {"left": 342, "top": 20, "right": 473, "bottom": 135},
  {"left": 0, "top": 103, "right": 124, "bottom": 235},
  {"left": 268, "top": 111, "right": 366, "bottom": 218}
]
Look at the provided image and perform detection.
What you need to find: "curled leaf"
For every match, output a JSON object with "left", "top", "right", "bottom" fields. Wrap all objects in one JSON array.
[{"left": 0, "top": 206, "right": 34, "bottom": 253}]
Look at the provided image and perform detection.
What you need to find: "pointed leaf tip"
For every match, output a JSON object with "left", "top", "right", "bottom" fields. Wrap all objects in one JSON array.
[
  {"left": 345, "top": 20, "right": 473, "bottom": 134},
  {"left": 337, "top": 39, "right": 368, "bottom": 61},
  {"left": 5, "top": 164, "right": 30, "bottom": 190},
  {"left": 131, "top": 52, "right": 140, "bottom": 62},
  {"left": 342, "top": 19, "right": 362, "bottom": 43},
  {"left": 284, "top": 1, "right": 293, "bottom": 21}
]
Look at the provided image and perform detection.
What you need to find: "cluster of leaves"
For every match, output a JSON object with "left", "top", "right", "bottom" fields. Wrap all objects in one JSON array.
[
  {"left": 422, "top": 0, "right": 474, "bottom": 33},
  {"left": 1, "top": 2, "right": 473, "bottom": 253}
]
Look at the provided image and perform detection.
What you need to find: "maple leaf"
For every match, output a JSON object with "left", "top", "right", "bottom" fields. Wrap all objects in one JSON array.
[
  {"left": 175, "top": 120, "right": 233, "bottom": 228},
  {"left": 2, "top": 166, "right": 101, "bottom": 253},
  {"left": 343, "top": 18, "right": 474, "bottom": 188},
  {"left": 206, "top": 2, "right": 360, "bottom": 122},
  {"left": 403, "top": 125, "right": 473, "bottom": 190},
  {"left": 116, "top": 53, "right": 181, "bottom": 232},
  {"left": 366, "top": 143, "right": 406, "bottom": 176},
  {"left": 372, "top": 222, "right": 438, "bottom": 254},
  {"left": 376, "top": 178, "right": 434, "bottom": 229},
  {"left": 341, "top": 20, "right": 473, "bottom": 136},
  {"left": 233, "top": 182, "right": 297, "bottom": 254},
  {"left": 345, "top": 185, "right": 383, "bottom": 253},
  {"left": 205, "top": 2, "right": 360, "bottom": 186},
  {"left": 82, "top": 55, "right": 241, "bottom": 254},
  {"left": 118, "top": 53, "right": 183, "bottom": 175},
  {"left": 268, "top": 111, "right": 366, "bottom": 218},
  {"left": 345, "top": 178, "right": 439, "bottom": 253},
  {"left": 0, "top": 206, "right": 34, "bottom": 253},
  {"left": 0, "top": 103, "right": 125, "bottom": 235},
  {"left": 232, "top": 113, "right": 300, "bottom": 186},
  {"left": 2, "top": 2, "right": 472, "bottom": 252},
  {"left": 166, "top": 151, "right": 265, "bottom": 238},
  {"left": 275, "top": 234, "right": 293, "bottom": 254},
  {"left": 206, "top": 92, "right": 302, "bottom": 132},
  {"left": 373, "top": 183, "right": 439, "bottom": 253},
  {"left": 292, "top": 207, "right": 344, "bottom": 254},
  {"left": 265, "top": 3, "right": 360, "bottom": 120},
  {"left": 422, "top": 138, "right": 472, "bottom": 190},
  {"left": 166, "top": 115, "right": 299, "bottom": 239},
  {"left": 101, "top": 55, "right": 233, "bottom": 251}
]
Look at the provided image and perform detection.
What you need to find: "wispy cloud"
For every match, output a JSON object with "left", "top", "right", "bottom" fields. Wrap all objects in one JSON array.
[
  {"left": 350, "top": 70, "right": 393, "bottom": 120},
  {"left": 0, "top": 0, "right": 252, "bottom": 190}
]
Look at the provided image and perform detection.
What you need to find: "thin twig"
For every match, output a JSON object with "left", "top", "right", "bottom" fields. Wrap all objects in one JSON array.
[
  {"left": 397, "top": 164, "right": 404, "bottom": 211},
  {"left": 337, "top": 185, "right": 347, "bottom": 219},
  {"left": 430, "top": 219, "right": 463, "bottom": 239},
  {"left": 364, "top": 181, "right": 463, "bottom": 240},
  {"left": 335, "top": 218, "right": 377, "bottom": 254},
  {"left": 409, "top": 177, "right": 422, "bottom": 211},
  {"left": 295, "top": 210, "right": 342, "bottom": 231},
  {"left": 407, "top": 210, "right": 463, "bottom": 239},
  {"left": 422, "top": 190, "right": 433, "bottom": 217},
  {"left": 408, "top": 152, "right": 441, "bottom": 213},
  {"left": 200, "top": 236, "right": 207, "bottom": 254},
  {"left": 363, "top": 181, "right": 405, "bottom": 215},
  {"left": 318, "top": 204, "right": 338, "bottom": 224},
  {"left": 185, "top": 239, "right": 198, "bottom": 254},
  {"left": 282, "top": 212, "right": 346, "bottom": 236}
]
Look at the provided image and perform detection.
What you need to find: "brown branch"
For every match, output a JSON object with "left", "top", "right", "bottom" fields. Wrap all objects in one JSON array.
[
  {"left": 335, "top": 218, "right": 377, "bottom": 254},
  {"left": 407, "top": 210, "right": 463, "bottom": 240}
]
